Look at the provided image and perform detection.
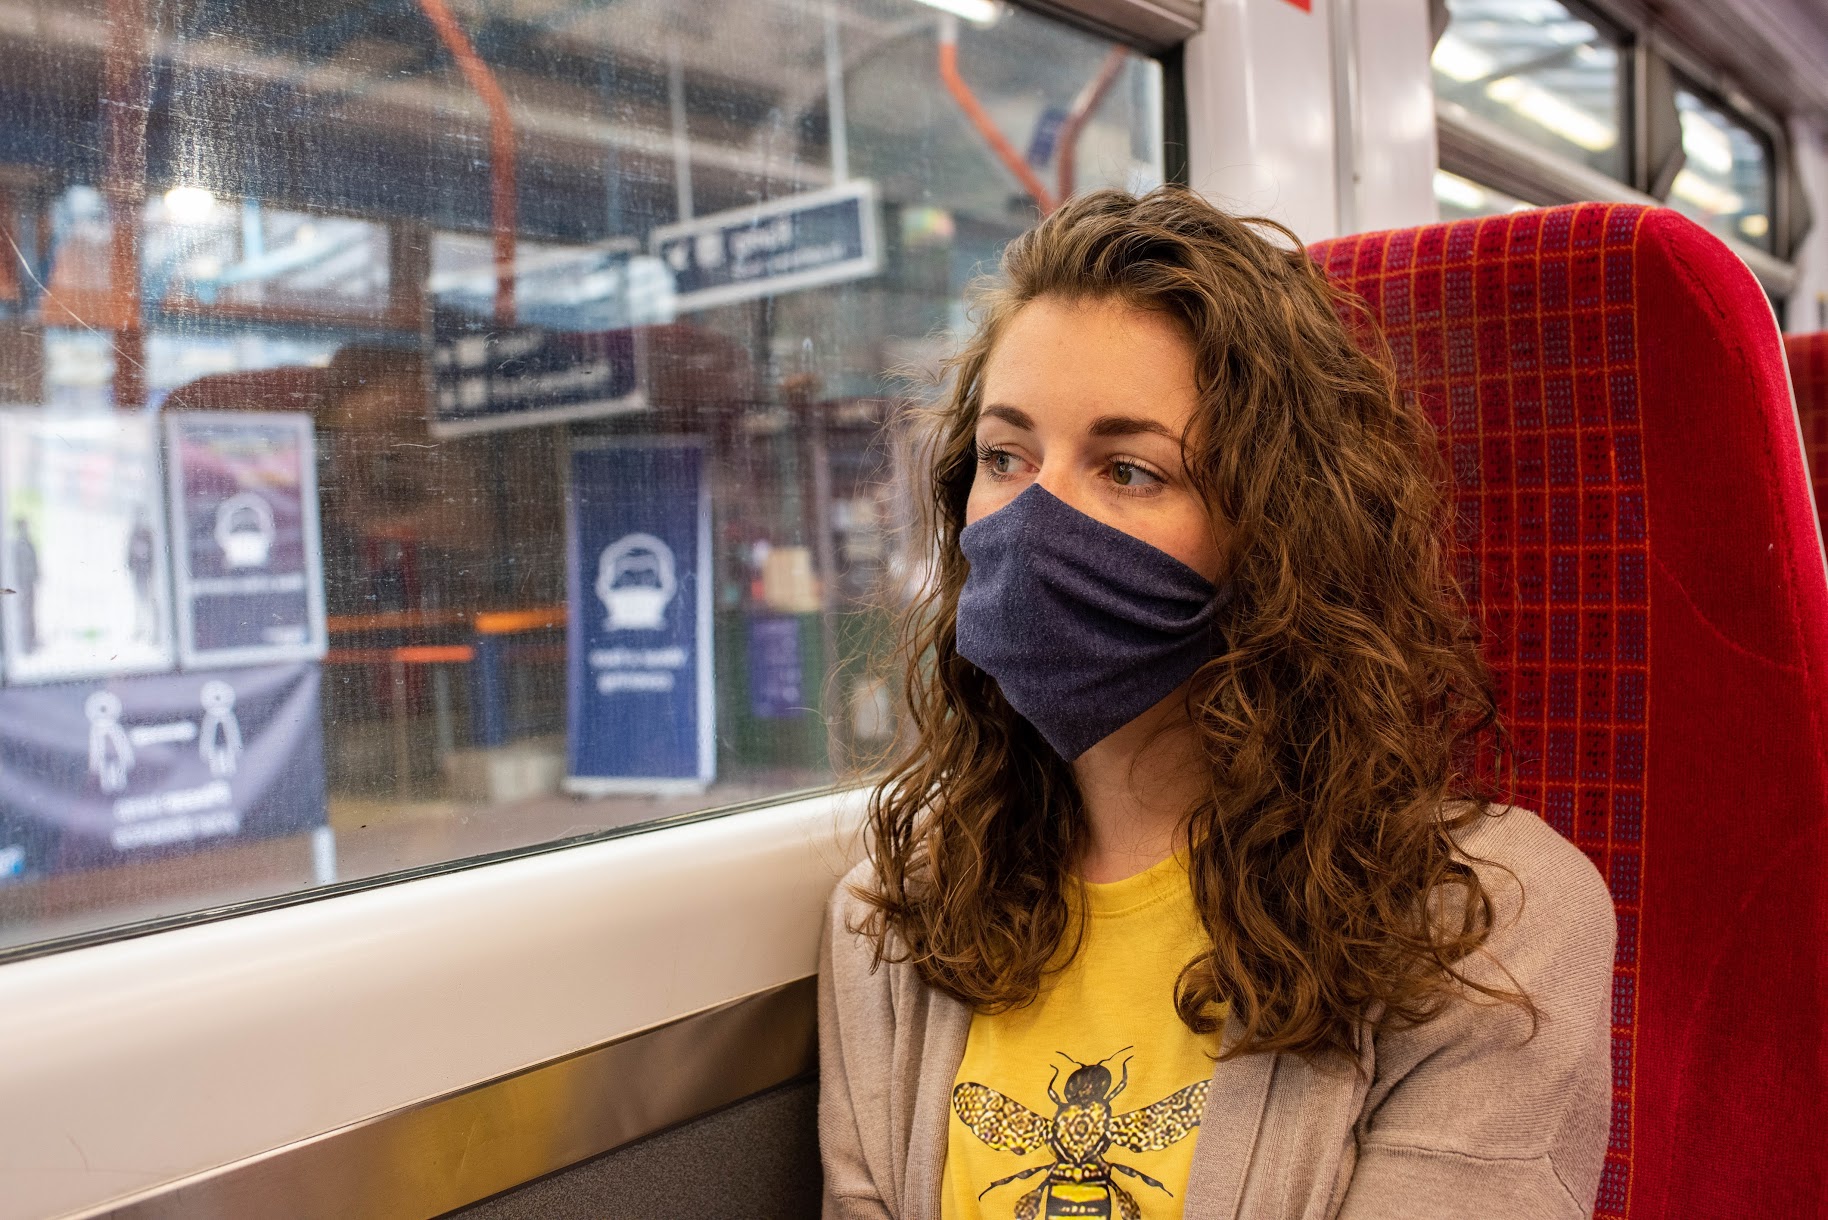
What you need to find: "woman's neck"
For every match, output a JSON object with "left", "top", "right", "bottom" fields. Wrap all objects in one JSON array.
[{"left": 1070, "top": 682, "right": 1206, "bottom": 883}]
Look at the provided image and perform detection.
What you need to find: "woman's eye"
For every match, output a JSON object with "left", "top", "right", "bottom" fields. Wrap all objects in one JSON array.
[
  {"left": 1110, "top": 460, "right": 1161, "bottom": 489},
  {"left": 976, "top": 444, "right": 1020, "bottom": 477}
]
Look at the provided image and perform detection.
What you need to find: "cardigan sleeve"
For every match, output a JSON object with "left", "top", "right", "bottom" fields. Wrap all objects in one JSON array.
[
  {"left": 1337, "top": 809, "right": 1618, "bottom": 1220},
  {"left": 819, "top": 866, "right": 899, "bottom": 1219}
]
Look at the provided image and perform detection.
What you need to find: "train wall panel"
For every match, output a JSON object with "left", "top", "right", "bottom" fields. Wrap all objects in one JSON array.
[
  {"left": 1184, "top": 0, "right": 1343, "bottom": 242},
  {"left": 0, "top": 794, "right": 864, "bottom": 1220},
  {"left": 1347, "top": 0, "right": 1439, "bottom": 233},
  {"left": 1786, "top": 118, "right": 1828, "bottom": 333}
]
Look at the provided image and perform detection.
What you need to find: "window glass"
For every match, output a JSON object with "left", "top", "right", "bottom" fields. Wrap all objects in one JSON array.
[
  {"left": 0, "top": 0, "right": 1162, "bottom": 953},
  {"left": 1432, "top": 0, "right": 1627, "bottom": 183},
  {"left": 1669, "top": 87, "right": 1775, "bottom": 251},
  {"left": 1433, "top": 170, "right": 1533, "bottom": 222}
]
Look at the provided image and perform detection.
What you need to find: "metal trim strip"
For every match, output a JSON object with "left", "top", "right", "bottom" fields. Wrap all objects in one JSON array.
[{"left": 78, "top": 977, "right": 817, "bottom": 1220}]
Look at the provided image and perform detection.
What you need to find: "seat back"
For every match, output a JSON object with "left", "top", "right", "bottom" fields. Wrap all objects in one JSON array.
[
  {"left": 1313, "top": 205, "right": 1828, "bottom": 1219},
  {"left": 1786, "top": 331, "right": 1828, "bottom": 543}
]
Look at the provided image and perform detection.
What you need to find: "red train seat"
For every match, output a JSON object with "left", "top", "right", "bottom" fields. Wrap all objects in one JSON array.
[
  {"left": 1313, "top": 205, "right": 1828, "bottom": 1219},
  {"left": 1786, "top": 330, "right": 1828, "bottom": 543}
]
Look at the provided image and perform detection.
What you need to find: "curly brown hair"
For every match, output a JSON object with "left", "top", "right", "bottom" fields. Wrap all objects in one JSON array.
[{"left": 854, "top": 186, "right": 1528, "bottom": 1061}]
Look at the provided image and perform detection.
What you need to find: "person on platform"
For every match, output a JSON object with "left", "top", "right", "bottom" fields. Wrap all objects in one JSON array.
[
  {"left": 126, "top": 510, "right": 157, "bottom": 642},
  {"left": 12, "top": 516, "right": 39, "bottom": 654},
  {"left": 819, "top": 187, "right": 1614, "bottom": 1220}
]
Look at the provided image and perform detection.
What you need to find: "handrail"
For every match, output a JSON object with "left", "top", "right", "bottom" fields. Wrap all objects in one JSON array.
[
  {"left": 937, "top": 17, "right": 1059, "bottom": 214},
  {"left": 416, "top": 0, "right": 518, "bottom": 325},
  {"left": 1056, "top": 45, "right": 1129, "bottom": 203}
]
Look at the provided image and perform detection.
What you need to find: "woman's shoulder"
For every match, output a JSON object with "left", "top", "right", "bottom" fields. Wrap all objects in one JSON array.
[
  {"left": 1450, "top": 804, "right": 1614, "bottom": 924},
  {"left": 1353, "top": 806, "right": 1619, "bottom": 1202},
  {"left": 1441, "top": 804, "right": 1617, "bottom": 991}
]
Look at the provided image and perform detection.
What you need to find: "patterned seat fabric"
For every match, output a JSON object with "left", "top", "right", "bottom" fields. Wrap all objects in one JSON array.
[
  {"left": 1786, "top": 331, "right": 1828, "bottom": 539},
  {"left": 1313, "top": 205, "right": 1828, "bottom": 1219}
]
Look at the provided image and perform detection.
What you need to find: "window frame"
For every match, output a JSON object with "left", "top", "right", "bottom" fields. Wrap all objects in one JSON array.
[
  {"left": 0, "top": 5, "right": 1188, "bottom": 967},
  {"left": 1431, "top": 0, "right": 1637, "bottom": 188},
  {"left": 1652, "top": 31, "right": 1790, "bottom": 256},
  {"left": 1666, "top": 70, "right": 1780, "bottom": 253},
  {"left": 1431, "top": 0, "right": 1803, "bottom": 296}
]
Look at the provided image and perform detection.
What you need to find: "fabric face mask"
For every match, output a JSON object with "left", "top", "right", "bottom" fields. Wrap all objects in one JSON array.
[{"left": 955, "top": 482, "right": 1229, "bottom": 762}]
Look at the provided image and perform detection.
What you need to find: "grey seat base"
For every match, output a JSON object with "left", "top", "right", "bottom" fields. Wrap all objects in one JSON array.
[{"left": 453, "top": 1078, "right": 821, "bottom": 1220}]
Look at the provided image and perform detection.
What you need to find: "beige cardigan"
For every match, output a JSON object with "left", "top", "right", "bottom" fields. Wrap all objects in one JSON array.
[{"left": 818, "top": 808, "right": 1617, "bottom": 1219}]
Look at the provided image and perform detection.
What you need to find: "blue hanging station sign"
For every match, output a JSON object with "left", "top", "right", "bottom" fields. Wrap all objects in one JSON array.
[
  {"left": 166, "top": 411, "right": 328, "bottom": 670},
  {"left": 651, "top": 180, "right": 881, "bottom": 312},
  {"left": 430, "top": 325, "right": 646, "bottom": 438},
  {"left": 565, "top": 439, "right": 714, "bottom": 794},
  {"left": 0, "top": 661, "right": 327, "bottom": 878}
]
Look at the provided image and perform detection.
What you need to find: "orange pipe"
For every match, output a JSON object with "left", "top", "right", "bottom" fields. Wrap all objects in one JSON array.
[
  {"left": 417, "top": 0, "right": 517, "bottom": 326},
  {"left": 937, "top": 32, "right": 1057, "bottom": 215},
  {"left": 325, "top": 645, "right": 476, "bottom": 666},
  {"left": 1056, "top": 47, "right": 1128, "bottom": 204},
  {"left": 0, "top": 187, "right": 20, "bottom": 305},
  {"left": 395, "top": 644, "right": 477, "bottom": 665},
  {"left": 475, "top": 605, "right": 566, "bottom": 636},
  {"left": 102, "top": 0, "right": 148, "bottom": 404},
  {"left": 327, "top": 607, "right": 471, "bottom": 634}
]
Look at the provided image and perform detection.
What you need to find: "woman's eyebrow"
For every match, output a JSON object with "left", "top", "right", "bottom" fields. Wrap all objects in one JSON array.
[
  {"left": 1088, "top": 414, "right": 1180, "bottom": 441},
  {"left": 980, "top": 404, "right": 1036, "bottom": 430}
]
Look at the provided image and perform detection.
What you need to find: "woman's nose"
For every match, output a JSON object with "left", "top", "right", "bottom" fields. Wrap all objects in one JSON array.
[{"left": 1034, "top": 466, "right": 1094, "bottom": 518}]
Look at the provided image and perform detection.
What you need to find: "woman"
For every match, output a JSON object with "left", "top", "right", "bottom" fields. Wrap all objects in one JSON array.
[{"left": 819, "top": 188, "right": 1616, "bottom": 1219}]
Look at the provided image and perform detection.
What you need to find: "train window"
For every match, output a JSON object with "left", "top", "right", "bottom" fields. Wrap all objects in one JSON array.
[
  {"left": 1431, "top": 0, "right": 1627, "bottom": 184},
  {"left": 1669, "top": 86, "right": 1776, "bottom": 253},
  {"left": 1433, "top": 169, "right": 1533, "bottom": 222},
  {"left": 0, "top": 0, "right": 1164, "bottom": 955}
]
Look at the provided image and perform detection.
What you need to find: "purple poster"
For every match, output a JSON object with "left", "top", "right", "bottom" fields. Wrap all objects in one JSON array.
[
  {"left": 747, "top": 616, "right": 804, "bottom": 719},
  {"left": 165, "top": 411, "right": 327, "bottom": 670},
  {"left": 0, "top": 661, "right": 326, "bottom": 878}
]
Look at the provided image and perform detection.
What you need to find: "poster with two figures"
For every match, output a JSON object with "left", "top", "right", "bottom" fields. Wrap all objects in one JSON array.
[{"left": 0, "top": 410, "right": 326, "bottom": 679}]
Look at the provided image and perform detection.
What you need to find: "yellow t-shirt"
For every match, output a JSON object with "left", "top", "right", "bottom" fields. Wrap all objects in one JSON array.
[{"left": 941, "top": 853, "right": 1222, "bottom": 1220}]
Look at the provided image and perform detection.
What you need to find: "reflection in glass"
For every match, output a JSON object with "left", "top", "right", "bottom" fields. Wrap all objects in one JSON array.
[
  {"left": 1669, "top": 88, "right": 1774, "bottom": 251},
  {"left": 1432, "top": 0, "right": 1626, "bottom": 182},
  {"left": 0, "top": 0, "right": 1163, "bottom": 952}
]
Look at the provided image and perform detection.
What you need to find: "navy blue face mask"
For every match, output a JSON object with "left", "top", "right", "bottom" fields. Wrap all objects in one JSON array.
[{"left": 955, "top": 483, "right": 1230, "bottom": 762}]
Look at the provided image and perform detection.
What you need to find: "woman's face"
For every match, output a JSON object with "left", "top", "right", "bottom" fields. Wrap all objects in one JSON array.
[{"left": 966, "top": 295, "right": 1227, "bottom": 583}]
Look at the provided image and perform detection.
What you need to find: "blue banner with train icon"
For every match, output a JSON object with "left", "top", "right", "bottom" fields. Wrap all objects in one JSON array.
[{"left": 564, "top": 439, "right": 714, "bottom": 794}]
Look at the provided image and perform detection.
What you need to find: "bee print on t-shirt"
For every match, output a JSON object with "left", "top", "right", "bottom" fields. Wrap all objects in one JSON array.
[{"left": 952, "top": 1048, "right": 1208, "bottom": 1220}]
